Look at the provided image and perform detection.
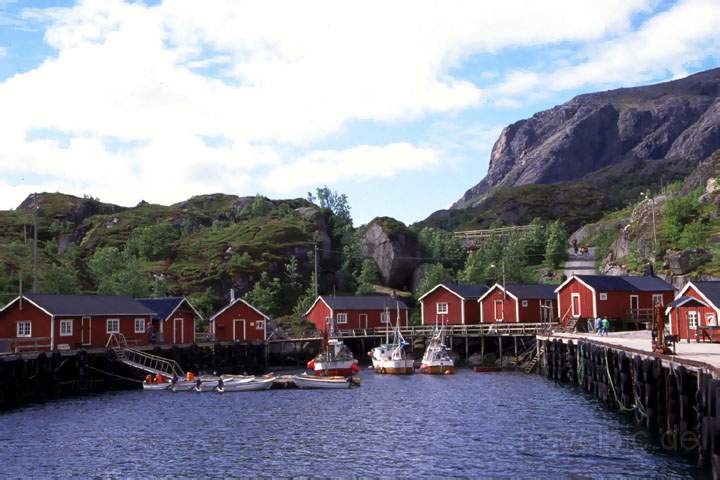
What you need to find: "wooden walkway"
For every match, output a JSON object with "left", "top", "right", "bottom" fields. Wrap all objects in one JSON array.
[{"left": 269, "top": 323, "right": 557, "bottom": 343}]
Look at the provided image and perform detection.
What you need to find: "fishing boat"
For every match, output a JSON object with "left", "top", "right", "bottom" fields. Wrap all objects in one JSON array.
[
  {"left": 307, "top": 318, "right": 359, "bottom": 377},
  {"left": 419, "top": 322, "right": 454, "bottom": 375},
  {"left": 142, "top": 381, "right": 170, "bottom": 391},
  {"left": 370, "top": 305, "right": 414, "bottom": 374},
  {"left": 217, "top": 374, "right": 276, "bottom": 393},
  {"left": 292, "top": 373, "right": 353, "bottom": 389}
]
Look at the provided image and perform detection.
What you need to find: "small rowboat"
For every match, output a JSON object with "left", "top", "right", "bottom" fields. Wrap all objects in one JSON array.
[
  {"left": 171, "top": 380, "right": 196, "bottom": 392},
  {"left": 292, "top": 373, "right": 353, "bottom": 389},
  {"left": 142, "top": 382, "right": 170, "bottom": 391},
  {"left": 217, "top": 375, "right": 275, "bottom": 393}
]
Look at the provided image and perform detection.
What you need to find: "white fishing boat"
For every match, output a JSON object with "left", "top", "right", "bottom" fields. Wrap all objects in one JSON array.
[
  {"left": 307, "top": 319, "right": 359, "bottom": 377},
  {"left": 194, "top": 376, "right": 221, "bottom": 392},
  {"left": 217, "top": 375, "right": 276, "bottom": 393},
  {"left": 292, "top": 373, "right": 353, "bottom": 389},
  {"left": 370, "top": 304, "right": 414, "bottom": 374},
  {"left": 419, "top": 322, "right": 454, "bottom": 375}
]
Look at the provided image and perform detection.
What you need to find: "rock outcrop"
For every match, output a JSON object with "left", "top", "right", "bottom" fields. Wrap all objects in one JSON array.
[
  {"left": 454, "top": 68, "right": 720, "bottom": 210},
  {"left": 362, "top": 217, "right": 420, "bottom": 290}
]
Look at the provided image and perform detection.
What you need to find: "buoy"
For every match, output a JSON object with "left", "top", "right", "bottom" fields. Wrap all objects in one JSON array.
[{"left": 307, "top": 359, "right": 315, "bottom": 370}]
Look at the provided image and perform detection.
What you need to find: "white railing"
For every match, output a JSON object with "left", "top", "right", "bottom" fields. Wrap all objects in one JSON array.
[{"left": 106, "top": 333, "right": 184, "bottom": 378}]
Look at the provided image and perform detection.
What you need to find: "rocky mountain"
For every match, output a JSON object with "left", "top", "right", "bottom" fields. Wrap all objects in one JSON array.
[{"left": 445, "top": 68, "right": 720, "bottom": 222}]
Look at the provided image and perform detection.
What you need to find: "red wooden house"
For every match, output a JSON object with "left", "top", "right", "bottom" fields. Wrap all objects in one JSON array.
[
  {"left": 209, "top": 296, "right": 269, "bottom": 342},
  {"left": 555, "top": 275, "right": 674, "bottom": 328},
  {"left": 138, "top": 297, "right": 202, "bottom": 345},
  {"left": 665, "top": 282, "right": 720, "bottom": 342},
  {"left": 304, "top": 295, "right": 408, "bottom": 331},
  {"left": 478, "top": 283, "right": 556, "bottom": 323},
  {"left": 418, "top": 284, "right": 487, "bottom": 325},
  {"left": 0, "top": 293, "right": 156, "bottom": 351}
]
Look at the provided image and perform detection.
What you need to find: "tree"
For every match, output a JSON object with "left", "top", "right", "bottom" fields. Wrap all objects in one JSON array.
[
  {"left": 283, "top": 256, "right": 305, "bottom": 304},
  {"left": 188, "top": 288, "right": 218, "bottom": 332},
  {"left": 545, "top": 220, "right": 568, "bottom": 268},
  {"left": 88, "top": 247, "right": 152, "bottom": 297},
  {"left": 415, "top": 263, "right": 453, "bottom": 296},
  {"left": 42, "top": 264, "right": 80, "bottom": 294},
  {"left": 127, "top": 223, "right": 179, "bottom": 261},
  {"left": 356, "top": 259, "right": 380, "bottom": 295},
  {"left": 417, "top": 227, "right": 467, "bottom": 274},
  {"left": 459, "top": 236, "right": 504, "bottom": 284},
  {"left": 245, "top": 272, "right": 283, "bottom": 318}
]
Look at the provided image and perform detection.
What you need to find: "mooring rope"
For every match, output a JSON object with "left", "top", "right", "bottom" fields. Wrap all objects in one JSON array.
[
  {"left": 87, "top": 365, "right": 144, "bottom": 384},
  {"left": 605, "top": 349, "right": 640, "bottom": 414}
]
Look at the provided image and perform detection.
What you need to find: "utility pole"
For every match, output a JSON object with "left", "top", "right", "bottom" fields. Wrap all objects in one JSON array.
[
  {"left": 32, "top": 193, "right": 39, "bottom": 293},
  {"left": 313, "top": 243, "right": 319, "bottom": 298}
]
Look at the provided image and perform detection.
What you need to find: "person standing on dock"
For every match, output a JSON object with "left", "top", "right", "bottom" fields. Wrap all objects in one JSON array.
[
  {"left": 594, "top": 317, "right": 601, "bottom": 335},
  {"left": 601, "top": 317, "right": 610, "bottom": 336},
  {"left": 571, "top": 238, "right": 578, "bottom": 255}
]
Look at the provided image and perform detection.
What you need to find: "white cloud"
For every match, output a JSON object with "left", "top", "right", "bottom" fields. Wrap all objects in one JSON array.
[
  {"left": 261, "top": 143, "right": 438, "bottom": 192},
  {"left": 492, "top": 0, "right": 720, "bottom": 102},
  {"left": 0, "top": 0, "right": 679, "bottom": 210}
]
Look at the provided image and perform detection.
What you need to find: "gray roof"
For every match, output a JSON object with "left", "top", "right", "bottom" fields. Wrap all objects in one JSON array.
[
  {"left": 692, "top": 282, "right": 720, "bottom": 307},
  {"left": 577, "top": 275, "right": 674, "bottom": 292},
  {"left": 321, "top": 295, "right": 408, "bottom": 311},
  {"left": 444, "top": 284, "right": 488, "bottom": 300},
  {"left": 667, "top": 296, "right": 708, "bottom": 309},
  {"left": 24, "top": 294, "right": 156, "bottom": 316},
  {"left": 137, "top": 297, "right": 186, "bottom": 320},
  {"left": 504, "top": 284, "right": 556, "bottom": 300}
]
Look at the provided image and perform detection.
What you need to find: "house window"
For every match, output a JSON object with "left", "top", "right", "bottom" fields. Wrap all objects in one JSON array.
[
  {"left": 380, "top": 311, "right": 390, "bottom": 323},
  {"left": 599, "top": 293, "right": 608, "bottom": 301},
  {"left": 134, "top": 318, "right": 146, "bottom": 334},
  {"left": 60, "top": 319, "right": 73, "bottom": 336},
  {"left": 336, "top": 313, "right": 347, "bottom": 324},
  {"left": 688, "top": 311, "right": 698, "bottom": 330},
  {"left": 107, "top": 319, "right": 120, "bottom": 334},
  {"left": 706, "top": 313, "right": 717, "bottom": 327},
  {"left": 436, "top": 303, "right": 448, "bottom": 315},
  {"left": 16, "top": 321, "right": 31, "bottom": 337},
  {"left": 653, "top": 294, "right": 664, "bottom": 306},
  {"left": 521, "top": 300, "right": 528, "bottom": 308},
  {"left": 256, "top": 320, "right": 265, "bottom": 330}
]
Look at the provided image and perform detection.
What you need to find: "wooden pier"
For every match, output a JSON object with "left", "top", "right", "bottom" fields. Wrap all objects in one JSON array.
[{"left": 537, "top": 330, "right": 720, "bottom": 476}]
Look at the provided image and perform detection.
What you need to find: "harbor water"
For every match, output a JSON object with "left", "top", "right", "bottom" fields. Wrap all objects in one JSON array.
[{"left": 0, "top": 371, "right": 702, "bottom": 478}]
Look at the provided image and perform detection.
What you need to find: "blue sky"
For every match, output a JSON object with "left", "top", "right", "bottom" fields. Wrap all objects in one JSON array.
[{"left": 0, "top": 0, "right": 719, "bottom": 225}]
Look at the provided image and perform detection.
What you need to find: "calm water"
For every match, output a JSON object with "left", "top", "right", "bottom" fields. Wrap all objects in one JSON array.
[{"left": 0, "top": 371, "right": 702, "bottom": 478}]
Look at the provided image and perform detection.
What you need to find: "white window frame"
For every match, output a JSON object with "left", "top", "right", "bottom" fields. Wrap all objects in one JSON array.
[
  {"left": 571, "top": 293, "right": 581, "bottom": 317},
  {"left": 380, "top": 311, "right": 390, "bottom": 324},
  {"left": 336, "top": 313, "right": 347, "bottom": 325},
  {"left": 521, "top": 300, "right": 528, "bottom": 308},
  {"left": 16, "top": 321, "right": 31, "bottom": 338},
  {"left": 60, "top": 319, "right": 73, "bottom": 337},
  {"left": 599, "top": 292, "right": 608, "bottom": 301},
  {"left": 494, "top": 299, "right": 504, "bottom": 321},
  {"left": 706, "top": 313, "right": 716, "bottom": 327},
  {"left": 652, "top": 294, "right": 664, "bottom": 306},
  {"left": 630, "top": 295, "right": 640, "bottom": 311},
  {"left": 134, "top": 318, "right": 146, "bottom": 334},
  {"left": 256, "top": 320, "right": 265, "bottom": 330},
  {"left": 107, "top": 318, "right": 120, "bottom": 334},
  {"left": 436, "top": 303, "right": 448, "bottom": 315},
  {"left": 688, "top": 311, "right": 698, "bottom": 330}
]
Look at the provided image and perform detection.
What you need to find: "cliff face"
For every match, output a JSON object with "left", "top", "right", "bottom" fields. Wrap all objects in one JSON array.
[{"left": 454, "top": 68, "right": 720, "bottom": 210}]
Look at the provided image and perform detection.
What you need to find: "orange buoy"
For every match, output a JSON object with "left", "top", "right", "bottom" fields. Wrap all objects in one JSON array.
[
  {"left": 155, "top": 373, "right": 165, "bottom": 383},
  {"left": 145, "top": 374, "right": 153, "bottom": 383}
]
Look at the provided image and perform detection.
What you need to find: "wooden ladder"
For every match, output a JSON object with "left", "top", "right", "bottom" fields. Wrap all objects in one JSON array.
[
  {"left": 565, "top": 316, "right": 579, "bottom": 333},
  {"left": 525, "top": 344, "right": 545, "bottom": 373}
]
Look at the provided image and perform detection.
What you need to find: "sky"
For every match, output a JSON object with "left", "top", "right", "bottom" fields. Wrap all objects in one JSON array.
[{"left": 0, "top": 0, "right": 719, "bottom": 225}]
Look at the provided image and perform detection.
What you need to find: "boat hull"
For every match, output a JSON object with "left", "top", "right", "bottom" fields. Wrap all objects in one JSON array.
[
  {"left": 142, "top": 382, "right": 170, "bottom": 391},
  {"left": 171, "top": 380, "right": 196, "bottom": 392},
  {"left": 473, "top": 366, "right": 501, "bottom": 373},
  {"left": 419, "top": 364, "right": 455, "bottom": 375},
  {"left": 376, "top": 359, "right": 415, "bottom": 374},
  {"left": 217, "top": 377, "right": 275, "bottom": 392},
  {"left": 293, "top": 374, "right": 352, "bottom": 389},
  {"left": 314, "top": 360, "right": 355, "bottom": 377}
]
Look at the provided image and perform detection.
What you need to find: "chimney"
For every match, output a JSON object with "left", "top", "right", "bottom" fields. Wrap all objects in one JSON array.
[{"left": 230, "top": 288, "right": 236, "bottom": 303}]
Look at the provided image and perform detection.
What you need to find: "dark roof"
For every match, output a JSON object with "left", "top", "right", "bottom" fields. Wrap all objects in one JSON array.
[
  {"left": 443, "top": 284, "right": 488, "bottom": 300},
  {"left": 577, "top": 275, "right": 674, "bottom": 292},
  {"left": 504, "top": 284, "right": 556, "bottom": 300},
  {"left": 137, "top": 297, "right": 186, "bottom": 320},
  {"left": 320, "top": 295, "right": 408, "bottom": 311},
  {"left": 667, "top": 296, "right": 708, "bottom": 309},
  {"left": 23, "top": 294, "right": 156, "bottom": 316},
  {"left": 691, "top": 282, "right": 720, "bottom": 307}
]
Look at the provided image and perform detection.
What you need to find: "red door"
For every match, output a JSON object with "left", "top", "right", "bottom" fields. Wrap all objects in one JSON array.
[
  {"left": 494, "top": 300, "right": 504, "bottom": 321},
  {"left": 571, "top": 294, "right": 581, "bottom": 317}
]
